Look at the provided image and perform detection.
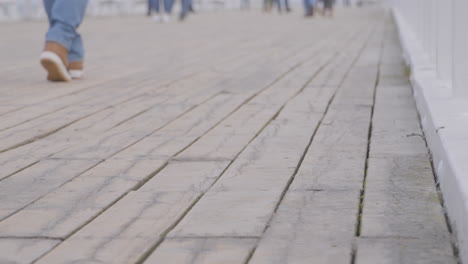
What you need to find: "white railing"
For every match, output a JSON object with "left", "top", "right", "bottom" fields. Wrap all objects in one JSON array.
[
  {"left": 391, "top": 1, "right": 468, "bottom": 263},
  {"left": 392, "top": 0, "right": 468, "bottom": 97}
]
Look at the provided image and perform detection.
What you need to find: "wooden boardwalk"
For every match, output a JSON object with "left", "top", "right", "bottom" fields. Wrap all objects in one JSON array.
[{"left": 0, "top": 7, "right": 459, "bottom": 264}]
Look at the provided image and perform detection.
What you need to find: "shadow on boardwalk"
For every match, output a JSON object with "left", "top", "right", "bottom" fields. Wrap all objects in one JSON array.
[{"left": 0, "top": 7, "right": 459, "bottom": 264}]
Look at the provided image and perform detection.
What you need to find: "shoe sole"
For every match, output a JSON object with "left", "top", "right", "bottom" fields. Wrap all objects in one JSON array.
[
  {"left": 69, "top": 70, "right": 84, "bottom": 79},
  {"left": 40, "top": 51, "right": 71, "bottom": 82}
]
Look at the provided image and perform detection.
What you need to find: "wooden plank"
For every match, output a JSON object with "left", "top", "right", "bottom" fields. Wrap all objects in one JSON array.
[
  {"left": 111, "top": 94, "right": 246, "bottom": 161},
  {"left": 289, "top": 68, "right": 378, "bottom": 192},
  {"left": 36, "top": 161, "right": 228, "bottom": 264},
  {"left": 358, "top": 28, "right": 455, "bottom": 262},
  {"left": 356, "top": 238, "right": 456, "bottom": 264},
  {"left": 369, "top": 85, "right": 429, "bottom": 157},
  {"left": 144, "top": 238, "right": 256, "bottom": 264},
  {"left": 362, "top": 83, "right": 450, "bottom": 239},
  {"left": 0, "top": 71, "right": 220, "bottom": 153},
  {"left": 0, "top": 238, "right": 60, "bottom": 264},
  {"left": 36, "top": 191, "right": 200, "bottom": 264},
  {"left": 169, "top": 106, "right": 326, "bottom": 237},
  {"left": 0, "top": 159, "right": 98, "bottom": 220},
  {"left": 0, "top": 159, "right": 166, "bottom": 238},
  {"left": 48, "top": 90, "right": 225, "bottom": 160},
  {"left": 177, "top": 57, "right": 337, "bottom": 162},
  {"left": 361, "top": 156, "right": 450, "bottom": 239},
  {"left": 249, "top": 191, "right": 360, "bottom": 264}
]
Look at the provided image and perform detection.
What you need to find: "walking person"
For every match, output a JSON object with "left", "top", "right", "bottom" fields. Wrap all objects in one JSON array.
[
  {"left": 179, "top": 0, "right": 190, "bottom": 20},
  {"left": 149, "top": 0, "right": 173, "bottom": 22},
  {"left": 276, "top": 0, "right": 291, "bottom": 13},
  {"left": 304, "top": 0, "right": 315, "bottom": 17},
  {"left": 40, "top": 0, "right": 89, "bottom": 82},
  {"left": 240, "top": 0, "right": 250, "bottom": 10},
  {"left": 322, "top": 0, "right": 334, "bottom": 17},
  {"left": 263, "top": 0, "right": 289, "bottom": 13},
  {"left": 263, "top": 0, "right": 273, "bottom": 12}
]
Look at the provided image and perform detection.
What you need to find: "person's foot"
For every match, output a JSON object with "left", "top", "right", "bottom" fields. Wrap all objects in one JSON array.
[
  {"left": 179, "top": 12, "right": 187, "bottom": 21},
  {"left": 162, "top": 14, "right": 171, "bottom": 23},
  {"left": 152, "top": 13, "right": 161, "bottom": 22},
  {"left": 40, "top": 42, "right": 71, "bottom": 82},
  {"left": 68, "top": 61, "right": 84, "bottom": 79}
]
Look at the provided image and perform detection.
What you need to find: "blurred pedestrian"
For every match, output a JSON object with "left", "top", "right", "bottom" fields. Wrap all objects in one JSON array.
[
  {"left": 179, "top": 0, "right": 190, "bottom": 20},
  {"left": 40, "top": 0, "right": 88, "bottom": 82},
  {"left": 304, "top": 0, "right": 314, "bottom": 16},
  {"left": 147, "top": 0, "right": 152, "bottom": 16},
  {"left": 264, "top": 0, "right": 290, "bottom": 13},
  {"left": 263, "top": 0, "right": 273, "bottom": 12},
  {"left": 304, "top": 0, "right": 315, "bottom": 17},
  {"left": 284, "top": 0, "right": 292, "bottom": 12},
  {"left": 188, "top": 0, "right": 195, "bottom": 13},
  {"left": 149, "top": 0, "right": 173, "bottom": 22},
  {"left": 241, "top": 0, "right": 250, "bottom": 10},
  {"left": 322, "top": 0, "right": 334, "bottom": 17},
  {"left": 277, "top": 0, "right": 291, "bottom": 13}
]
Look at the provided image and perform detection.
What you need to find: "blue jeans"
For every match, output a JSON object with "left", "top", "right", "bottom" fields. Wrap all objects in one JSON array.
[
  {"left": 150, "top": 0, "right": 173, "bottom": 13},
  {"left": 43, "top": 0, "right": 89, "bottom": 63},
  {"left": 275, "top": 0, "right": 289, "bottom": 12},
  {"left": 304, "top": 0, "right": 314, "bottom": 14},
  {"left": 180, "top": 0, "right": 190, "bottom": 16}
]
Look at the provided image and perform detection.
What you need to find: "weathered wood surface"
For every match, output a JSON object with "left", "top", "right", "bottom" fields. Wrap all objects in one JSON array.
[{"left": 0, "top": 7, "right": 458, "bottom": 264}]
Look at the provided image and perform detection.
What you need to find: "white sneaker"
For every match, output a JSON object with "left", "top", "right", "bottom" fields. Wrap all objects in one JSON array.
[
  {"left": 162, "top": 14, "right": 171, "bottom": 23},
  {"left": 69, "top": 70, "right": 84, "bottom": 79},
  {"left": 40, "top": 51, "right": 72, "bottom": 82},
  {"left": 152, "top": 14, "right": 161, "bottom": 22}
]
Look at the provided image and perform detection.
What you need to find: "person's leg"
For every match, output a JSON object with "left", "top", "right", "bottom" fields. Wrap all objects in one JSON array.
[
  {"left": 284, "top": 0, "right": 290, "bottom": 12},
  {"left": 43, "top": 0, "right": 54, "bottom": 24},
  {"left": 179, "top": 0, "right": 189, "bottom": 20},
  {"left": 45, "top": 0, "right": 88, "bottom": 51},
  {"left": 188, "top": 0, "right": 194, "bottom": 13},
  {"left": 151, "top": 0, "right": 162, "bottom": 22},
  {"left": 152, "top": 0, "right": 160, "bottom": 12},
  {"left": 68, "top": 34, "right": 84, "bottom": 79},
  {"left": 161, "top": 0, "right": 172, "bottom": 22},
  {"left": 275, "top": 0, "right": 281, "bottom": 12},
  {"left": 41, "top": 0, "right": 88, "bottom": 81},
  {"left": 303, "top": 0, "right": 310, "bottom": 15},
  {"left": 167, "top": 0, "right": 174, "bottom": 13},
  {"left": 163, "top": 0, "right": 173, "bottom": 13}
]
